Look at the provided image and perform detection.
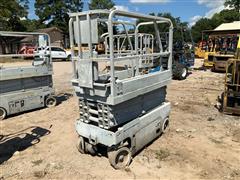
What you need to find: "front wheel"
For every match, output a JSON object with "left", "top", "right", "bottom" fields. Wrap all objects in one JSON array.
[
  {"left": 108, "top": 146, "right": 132, "bottom": 169},
  {"left": 0, "top": 107, "right": 7, "bottom": 120}
]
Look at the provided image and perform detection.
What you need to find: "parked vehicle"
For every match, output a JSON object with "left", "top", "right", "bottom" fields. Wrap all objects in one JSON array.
[
  {"left": 172, "top": 42, "right": 195, "bottom": 80},
  {"left": 18, "top": 44, "right": 35, "bottom": 59},
  {"left": 172, "top": 27, "right": 195, "bottom": 80},
  {"left": 35, "top": 46, "right": 68, "bottom": 61},
  {"left": 65, "top": 49, "right": 72, "bottom": 60},
  {"left": 0, "top": 31, "right": 57, "bottom": 120}
]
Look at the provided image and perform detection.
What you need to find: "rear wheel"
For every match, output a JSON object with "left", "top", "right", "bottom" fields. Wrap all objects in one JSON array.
[
  {"left": 161, "top": 118, "right": 169, "bottom": 134},
  {"left": 45, "top": 96, "right": 57, "bottom": 108},
  {"left": 77, "top": 136, "right": 86, "bottom": 154},
  {"left": 173, "top": 63, "right": 188, "bottom": 80},
  {"left": 211, "top": 65, "right": 216, "bottom": 72},
  {"left": 0, "top": 107, "right": 7, "bottom": 120}
]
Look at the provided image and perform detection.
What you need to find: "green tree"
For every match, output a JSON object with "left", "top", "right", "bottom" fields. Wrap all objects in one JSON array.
[
  {"left": 191, "top": 18, "right": 215, "bottom": 42},
  {"left": 212, "top": 9, "right": 240, "bottom": 25},
  {"left": 21, "top": 19, "right": 45, "bottom": 32},
  {"left": 34, "top": 0, "right": 84, "bottom": 32},
  {"left": 137, "top": 12, "right": 190, "bottom": 44},
  {"left": 88, "top": 0, "right": 115, "bottom": 35},
  {"left": 0, "top": 0, "right": 29, "bottom": 31},
  {"left": 224, "top": 0, "right": 240, "bottom": 12},
  {"left": 191, "top": 9, "right": 240, "bottom": 42},
  {"left": 88, "top": 0, "right": 115, "bottom": 10}
]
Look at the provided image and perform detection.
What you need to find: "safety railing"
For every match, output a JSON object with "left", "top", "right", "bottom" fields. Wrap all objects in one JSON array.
[
  {"left": 69, "top": 9, "right": 173, "bottom": 97},
  {"left": 0, "top": 31, "right": 52, "bottom": 66}
]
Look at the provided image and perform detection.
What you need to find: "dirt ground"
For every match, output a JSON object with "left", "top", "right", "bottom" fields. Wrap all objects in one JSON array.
[{"left": 0, "top": 59, "right": 240, "bottom": 180}]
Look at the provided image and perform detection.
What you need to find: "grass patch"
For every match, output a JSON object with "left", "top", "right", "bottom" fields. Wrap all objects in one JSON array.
[
  {"left": 33, "top": 170, "right": 47, "bottom": 178},
  {"left": 155, "top": 149, "right": 170, "bottom": 161},
  {"left": 209, "top": 137, "right": 222, "bottom": 144},
  {"left": 32, "top": 159, "right": 43, "bottom": 166}
]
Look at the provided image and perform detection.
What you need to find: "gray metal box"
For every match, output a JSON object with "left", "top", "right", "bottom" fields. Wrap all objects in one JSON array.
[{"left": 73, "top": 15, "right": 99, "bottom": 44}]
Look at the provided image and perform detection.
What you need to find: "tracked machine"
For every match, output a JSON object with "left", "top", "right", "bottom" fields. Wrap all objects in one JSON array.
[
  {"left": 0, "top": 32, "right": 56, "bottom": 120},
  {"left": 69, "top": 9, "right": 173, "bottom": 169}
]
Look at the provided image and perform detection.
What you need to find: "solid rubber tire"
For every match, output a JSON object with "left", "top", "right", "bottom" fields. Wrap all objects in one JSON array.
[
  {"left": 0, "top": 107, "right": 7, "bottom": 120},
  {"left": 108, "top": 146, "right": 132, "bottom": 169}
]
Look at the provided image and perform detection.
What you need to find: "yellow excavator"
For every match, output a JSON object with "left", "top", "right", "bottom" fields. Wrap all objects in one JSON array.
[{"left": 218, "top": 36, "right": 240, "bottom": 115}]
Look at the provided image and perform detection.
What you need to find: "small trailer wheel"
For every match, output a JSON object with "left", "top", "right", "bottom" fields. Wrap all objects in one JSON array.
[
  {"left": 161, "top": 118, "right": 169, "bottom": 133},
  {"left": 76, "top": 136, "right": 86, "bottom": 154},
  {"left": 0, "top": 107, "right": 7, "bottom": 120},
  {"left": 45, "top": 96, "right": 57, "bottom": 108},
  {"left": 108, "top": 146, "right": 132, "bottom": 169}
]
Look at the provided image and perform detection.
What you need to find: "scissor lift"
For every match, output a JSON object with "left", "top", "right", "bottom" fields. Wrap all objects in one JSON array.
[
  {"left": 69, "top": 9, "right": 173, "bottom": 169},
  {"left": 0, "top": 32, "right": 56, "bottom": 120}
]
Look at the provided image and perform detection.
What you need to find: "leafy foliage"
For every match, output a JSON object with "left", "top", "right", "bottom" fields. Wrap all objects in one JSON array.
[
  {"left": 224, "top": 0, "right": 240, "bottom": 11},
  {"left": 191, "top": 9, "right": 240, "bottom": 42},
  {"left": 137, "top": 12, "right": 191, "bottom": 44},
  {"left": 191, "top": 18, "right": 215, "bottom": 42},
  {"left": 88, "top": 0, "right": 115, "bottom": 35},
  {"left": 88, "top": 0, "right": 115, "bottom": 10},
  {"left": 0, "top": 0, "right": 29, "bottom": 31},
  {"left": 1, "top": 0, "right": 239, "bottom": 45},
  {"left": 34, "top": 0, "right": 84, "bottom": 32}
]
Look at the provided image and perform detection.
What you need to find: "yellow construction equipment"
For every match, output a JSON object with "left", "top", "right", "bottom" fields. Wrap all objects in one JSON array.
[
  {"left": 195, "top": 41, "right": 207, "bottom": 58},
  {"left": 202, "top": 22, "right": 240, "bottom": 71},
  {"left": 203, "top": 33, "right": 239, "bottom": 71},
  {"left": 218, "top": 34, "right": 240, "bottom": 115}
]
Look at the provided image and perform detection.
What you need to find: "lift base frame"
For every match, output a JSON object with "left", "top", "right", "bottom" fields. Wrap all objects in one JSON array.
[{"left": 76, "top": 102, "right": 170, "bottom": 155}]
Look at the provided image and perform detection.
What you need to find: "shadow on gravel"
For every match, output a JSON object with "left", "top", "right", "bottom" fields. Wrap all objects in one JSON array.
[
  {"left": 56, "top": 93, "right": 73, "bottom": 105},
  {"left": 0, "top": 126, "right": 51, "bottom": 164}
]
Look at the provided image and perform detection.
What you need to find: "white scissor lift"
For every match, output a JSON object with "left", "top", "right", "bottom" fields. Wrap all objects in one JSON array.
[
  {"left": 0, "top": 32, "right": 56, "bottom": 120},
  {"left": 69, "top": 9, "right": 173, "bottom": 169}
]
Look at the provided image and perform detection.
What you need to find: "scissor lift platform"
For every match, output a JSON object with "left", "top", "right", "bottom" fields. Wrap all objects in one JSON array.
[{"left": 69, "top": 9, "right": 173, "bottom": 168}]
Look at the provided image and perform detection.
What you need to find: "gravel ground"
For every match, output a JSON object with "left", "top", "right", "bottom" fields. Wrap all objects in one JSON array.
[{"left": 0, "top": 59, "right": 240, "bottom": 179}]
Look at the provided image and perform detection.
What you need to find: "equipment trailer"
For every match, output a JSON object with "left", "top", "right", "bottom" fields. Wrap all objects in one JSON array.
[
  {"left": 69, "top": 9, "right": 173, "bottom": 169},
  {"left": 0, "top": 32, "right": 56, "bottom": 120}
]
